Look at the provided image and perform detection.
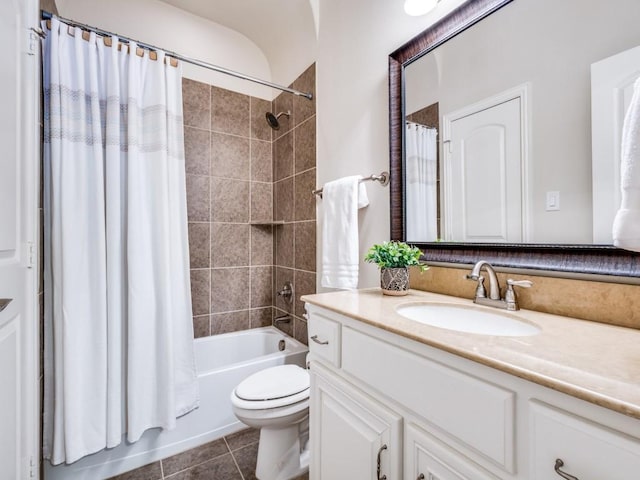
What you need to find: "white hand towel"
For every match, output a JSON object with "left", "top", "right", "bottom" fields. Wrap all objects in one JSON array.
[
  {"left": 321, "top": 176, "right": 369, "bottom": 289},
  {"left": 613, "top": 77, "right": 640, "bottom": 252}
]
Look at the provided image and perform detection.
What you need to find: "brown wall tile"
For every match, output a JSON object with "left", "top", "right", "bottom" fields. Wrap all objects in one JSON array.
[
  {"left": 274, "top": 177, "right": 293, "bottom": 222},
  {"left": 294, "top": 269, "right": 316, "bottom": 318},
  {"left": 275, "top": 223, "right": 294, "bottom": 268},
  {"left": 250, "top": 266, "right": 273, "bottom": 308},
  {"left": 211, "top": 267, "right": 250, "bottom": 313},
  {"left": 294, "top": 118, "right": 316, "bottom": 174},
  {"left": 186, "top": 174, "right": 210, "bottom": 222},
  {"left": 193, "top": 315, "right": 210, "bottom": 339},
  {"left": 211, "top": 86, "right": 250, "bottom": 137},
  {"left": 294, "top": 221, "right": 316, "bottom": 272},
  {"left": 188, "top": 222, "right": 210, "bottom": 269},
  {"left": 180, "top": 65, "right": 316, "bottom": 341},
  {"left": 251, "top": 140, "right": 272, "bottom": 182},
  {"left": 182, "top": 79, "right": 210, "bottom": 130},
  {"left": 294, "top": 317, "right": 309, "bottom": 346},
  {"left": 250, "top": 182, "right": 273, "bottom": 223},
  {"left": 273, "top": 131, "right": 293, "bottom": 182},
  {"left": 211, "top": 132, "right": 250, "bottom": 180},
  {"left": 184, "top": 127, "right": 211, "bottom": 176},
  {"left": 250, "top": 226, "right": 273, "bottom": 266},
  {"left": 210, "top": 311, "right": 250, "bottom": 335},
  {"left": 211, "top": 178, "right": 250, "bottom": 223},
  {"left": 250, "top": 308, "right": 273, "bottom": 328},
  {"left": 294, "top": 168, "right": 316, "bottom": 221},
  {"left": 211, "top": 224, "right": 250, "bottom": 267},
  {"left": 292, "top": 64, "right": 316, "bottom": 126},
  {"left": 190, "top": 269, "right": 210, "bottom": 317},
  {"left": 250, "top": 97, "right": 272, "bottom": 141}
]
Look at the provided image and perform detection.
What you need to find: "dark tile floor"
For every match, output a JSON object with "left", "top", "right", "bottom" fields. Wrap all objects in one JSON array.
[{"left": 107, "top": 428, "right": 309, "bottom": 480}]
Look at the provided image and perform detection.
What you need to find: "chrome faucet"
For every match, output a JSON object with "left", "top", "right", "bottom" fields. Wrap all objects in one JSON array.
[{"left": 466, "top": 260, "right": 532, "bottom": 311}]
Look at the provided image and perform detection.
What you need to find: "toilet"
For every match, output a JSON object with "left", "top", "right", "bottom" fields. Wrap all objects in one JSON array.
[{"left": 231, "top": 364, "right": 310, "bottom": 480}]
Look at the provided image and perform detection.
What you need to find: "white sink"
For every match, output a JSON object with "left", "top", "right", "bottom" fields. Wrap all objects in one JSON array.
[{"left": 396, "top": 302, "right": 541, "bottom": 336}]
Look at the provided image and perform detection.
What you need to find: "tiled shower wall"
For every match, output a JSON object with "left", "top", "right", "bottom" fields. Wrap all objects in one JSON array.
[
  {"left": 182, "top": 63, "right": 316, "bottom": 343},
  {"left": 272, "top": 64, "right": 317, "bottom": 346}
]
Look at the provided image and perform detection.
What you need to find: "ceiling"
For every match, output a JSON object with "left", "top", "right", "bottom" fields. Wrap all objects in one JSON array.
[{"left": 157, "top": 0, "right": 317, "bottom": 85}]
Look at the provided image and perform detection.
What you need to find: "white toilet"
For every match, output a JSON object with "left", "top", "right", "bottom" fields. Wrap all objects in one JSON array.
[{"left": 231, "top": 364, "right": 310, "bottom": 480}]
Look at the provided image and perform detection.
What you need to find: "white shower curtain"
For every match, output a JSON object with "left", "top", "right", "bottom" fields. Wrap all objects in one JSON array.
[
  {"left": 42, "top": 18, "right": 198, "bottom": 465},
  {"left": 405, "top": 122, "right": 438, "bottom": 242}
]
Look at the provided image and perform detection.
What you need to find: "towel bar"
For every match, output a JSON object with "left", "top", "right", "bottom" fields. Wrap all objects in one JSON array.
[{"left": 313, "top": 171, "right": 390, "bottom": 198}]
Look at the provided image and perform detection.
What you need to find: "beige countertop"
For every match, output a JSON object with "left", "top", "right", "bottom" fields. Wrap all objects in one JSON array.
[{"left": 302, "top": 288, "right": 640, "bottom": 420}]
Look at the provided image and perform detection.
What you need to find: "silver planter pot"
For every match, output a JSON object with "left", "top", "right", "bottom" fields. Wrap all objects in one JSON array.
[{"left": 380, "top": 267, "right": 410, "bottom": 296}]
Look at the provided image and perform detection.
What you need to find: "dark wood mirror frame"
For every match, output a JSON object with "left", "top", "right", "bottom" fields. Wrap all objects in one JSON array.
[{"left": 389, "top": 0, "right": 640, "bottom": 279}]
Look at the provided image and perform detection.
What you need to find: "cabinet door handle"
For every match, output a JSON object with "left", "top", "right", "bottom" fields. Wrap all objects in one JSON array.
[
  {"left": 310, "top": 335, "right": 329, "bottom": 345},
  {"left": 417, "top": 475, "right": 425, "bottom": 480},
  {"left": 0, "top": 299, "right": 12, "bottom": 313},
  {"left": 376, "top": 444, "right": 387, "bottom": 480},
  {"left": 554, "top": 459, "right": 579, "bottom": 480}
]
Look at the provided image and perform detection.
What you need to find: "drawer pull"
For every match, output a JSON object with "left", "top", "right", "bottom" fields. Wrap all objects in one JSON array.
[
  {"left": 554, "top": 459, "right": 579, "bottom": 480},
  {"left": 417, "top": 475, "right": 425, "bottom": 480},
  {"left": 376, "top": 444, "right": 387, "bottom": 480},
  {"left": 310, "top": 335, "right": 329, "bottom": 345}
]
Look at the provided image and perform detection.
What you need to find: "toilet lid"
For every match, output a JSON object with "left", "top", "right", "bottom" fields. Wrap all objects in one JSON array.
[{"left": 235, "top": 365, "right": 309, "bottom": 401}]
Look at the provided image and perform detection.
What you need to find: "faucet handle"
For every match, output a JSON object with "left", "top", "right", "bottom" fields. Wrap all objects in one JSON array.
[
  {"left": 466, "top": 273, "right": 486, "bottom": 298},
  {"left": 506, "top": 279, "right": 533, "bottom": 288},
  {"left": 505, "top": 279, "right": 533, "bottom": 311}
]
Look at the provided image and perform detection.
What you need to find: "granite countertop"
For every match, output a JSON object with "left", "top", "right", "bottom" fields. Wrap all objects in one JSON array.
[{"left": 301, "top": 288, "right": 640, "bottom": 420}]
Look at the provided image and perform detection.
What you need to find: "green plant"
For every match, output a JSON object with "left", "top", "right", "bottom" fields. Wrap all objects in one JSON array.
[{"left": 364, "top": 241, "right": 428, "bottom": 272}]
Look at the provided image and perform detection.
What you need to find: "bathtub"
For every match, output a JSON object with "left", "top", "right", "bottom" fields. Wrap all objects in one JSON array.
[{"left": 44, "top": 326, "right": 308, "bottom": 480}]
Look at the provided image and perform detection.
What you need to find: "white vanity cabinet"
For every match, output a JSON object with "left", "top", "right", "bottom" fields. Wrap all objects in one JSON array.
[
  {"left": 305, "top": 303, "right": 640, "bottom": 480},
  {"left": 310, "top": 363, "right": 402, "bottom": 480}
]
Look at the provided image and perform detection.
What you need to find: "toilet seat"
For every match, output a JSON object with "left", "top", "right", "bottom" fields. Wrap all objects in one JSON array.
[{"left": 232, "top": 365, "right": 310, "bottom": 410}]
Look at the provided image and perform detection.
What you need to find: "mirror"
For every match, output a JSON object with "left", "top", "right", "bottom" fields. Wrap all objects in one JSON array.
[{"left": 389, "top": 0, "right": 640, "bottom": 278}]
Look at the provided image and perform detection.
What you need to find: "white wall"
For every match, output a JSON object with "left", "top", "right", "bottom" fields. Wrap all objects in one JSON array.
[
  {"left": 55, "top": 0, "right": 274, "bottom": 99},
  {"left": 316, "top": 0, "right": 466, "bottom": 289}
]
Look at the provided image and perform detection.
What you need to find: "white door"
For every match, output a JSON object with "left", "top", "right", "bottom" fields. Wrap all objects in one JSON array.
[
  {"left": 0, "top": 0, "right": 40, "bottom": 478},
  {"left": 591, "top": 45, "right": 640, "bottom": 244},
  {"left": 444, "top": 97, "right": 523, "bottom": 242},
  {"left": 310, "top": 366, "right": 402, "bottom": 480}
]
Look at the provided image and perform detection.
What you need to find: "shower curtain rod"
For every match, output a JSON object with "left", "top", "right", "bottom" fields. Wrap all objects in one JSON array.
[{"left": 39, "top": 11, "right": 313, "bottom": 100}]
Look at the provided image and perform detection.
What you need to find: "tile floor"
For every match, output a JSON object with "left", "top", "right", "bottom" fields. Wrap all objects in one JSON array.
[{"left": 107, "top": 428, "right": 309, "bottom": 480}]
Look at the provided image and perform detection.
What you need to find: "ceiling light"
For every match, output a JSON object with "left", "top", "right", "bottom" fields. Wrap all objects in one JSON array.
[{"left": 404, "top": 0, "right": 439, "bottom": 16}]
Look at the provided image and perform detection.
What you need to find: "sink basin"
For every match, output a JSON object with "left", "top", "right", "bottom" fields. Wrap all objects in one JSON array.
[{"left": 395, "top": 302, "right": 541, "bottom": 336}]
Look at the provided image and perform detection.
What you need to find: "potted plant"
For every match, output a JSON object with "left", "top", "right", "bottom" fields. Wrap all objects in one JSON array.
[{"left": 364, "top": 241, "right": 428, "bottom": 296}]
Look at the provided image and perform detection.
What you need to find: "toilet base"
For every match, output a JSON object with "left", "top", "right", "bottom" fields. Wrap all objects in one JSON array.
[{"left": 255, "top": 421, "right": 310, "bottom": 480}]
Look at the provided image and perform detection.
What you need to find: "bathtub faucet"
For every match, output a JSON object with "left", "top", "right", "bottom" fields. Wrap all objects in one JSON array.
[{"left": 274, "top": 314, "right": 291, "bottom": 325}]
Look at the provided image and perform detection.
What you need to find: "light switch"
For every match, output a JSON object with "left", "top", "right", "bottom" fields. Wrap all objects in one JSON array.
[{"left": 546, "top": 191, "right": 560, "bottom": 211}]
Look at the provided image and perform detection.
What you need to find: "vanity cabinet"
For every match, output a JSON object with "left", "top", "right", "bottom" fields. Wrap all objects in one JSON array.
[
  {"left": 529, "top": 401, "right": 640, "bottom": 480},
  {"left": 310, "top": 363, "right": 402, "bottom": 480},
  {"left": 306, "top": 303, "right": 640, "bottom": 480}
]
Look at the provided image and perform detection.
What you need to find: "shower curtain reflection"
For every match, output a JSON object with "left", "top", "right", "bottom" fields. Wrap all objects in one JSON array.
[
  {"left": 42, "top": 17, "right": 198, "bottom": 465},
  {"left": 405, "top": 122, "right": 438, "bottom": 242}
]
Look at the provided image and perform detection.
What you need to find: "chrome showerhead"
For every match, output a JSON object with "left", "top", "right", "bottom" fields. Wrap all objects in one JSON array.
[{"left": 265, "top": 110, "right": 290, "bottom": 130}]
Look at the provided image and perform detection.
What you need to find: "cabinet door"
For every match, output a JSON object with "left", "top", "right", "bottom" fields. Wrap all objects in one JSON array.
[
  {"left": 405, "top": 423, "right": 499, "bottom": 480},
  {"left": 310, "top": 368, "right": 402, "bottom": 480},
  {"left": 530, "top": 401, "right": 640, "bottom": 480}
]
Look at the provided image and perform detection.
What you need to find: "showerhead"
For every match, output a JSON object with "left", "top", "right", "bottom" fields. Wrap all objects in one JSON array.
[{"left": 265, "top": 110, "right": 290, "bottom": 130}]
